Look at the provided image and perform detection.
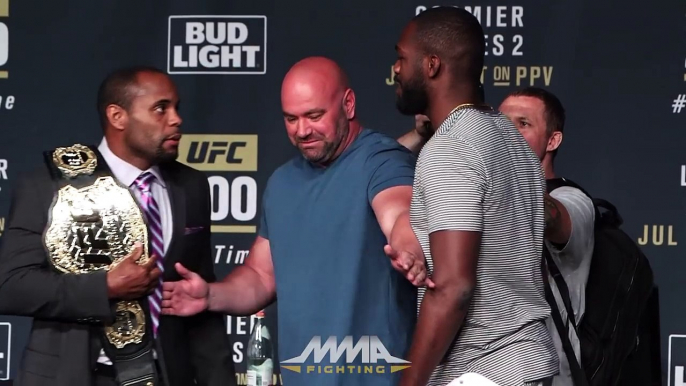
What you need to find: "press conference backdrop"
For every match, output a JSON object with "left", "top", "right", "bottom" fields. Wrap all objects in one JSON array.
[{"left": 0, "top": 0, "right": 683, "bottom": 384}]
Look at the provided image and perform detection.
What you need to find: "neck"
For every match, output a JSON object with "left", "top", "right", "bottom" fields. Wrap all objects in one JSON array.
[
  {"left": 105, "top": 133, "right": 153, "bottom": 171},
  {"left": 541, "top": 156, "right": 556, "bottom": 180},
  {"left": 426, "top": 82, "right": 483, "bottom": 131}
]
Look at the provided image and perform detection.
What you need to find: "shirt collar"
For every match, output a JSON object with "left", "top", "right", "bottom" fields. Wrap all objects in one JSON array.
[{"left": 97, "top": 137, "right": 166, "bottom": 188}]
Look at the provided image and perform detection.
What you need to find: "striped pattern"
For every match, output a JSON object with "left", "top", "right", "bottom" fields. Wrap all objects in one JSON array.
[
  {"left": 410, "top": 107, "right": 558, "bottom": 386},
  {"left": 133, "top": 172, "right": 164, "bottom": 337}
]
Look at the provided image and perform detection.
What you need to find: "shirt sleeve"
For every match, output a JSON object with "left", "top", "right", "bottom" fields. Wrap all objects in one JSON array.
[
  {"left": 547, "top": 186, "right": 595, "bottom": 270},
  {"left": 418, "top": 137, "right": 489, "bottom": 234},
  {"left": 366, "top": 144, "right": 416, "bottom": 205},
  {"left": 257, "top": 178, "right": 270, "bottom": 240}
]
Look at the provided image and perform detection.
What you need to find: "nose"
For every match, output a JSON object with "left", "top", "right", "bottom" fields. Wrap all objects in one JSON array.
[
  {"left": 393, "top": 61, "right": 401, "bottom": 75},
  {"left": 169, "top": 108, "right": 182, "bottom": 127},
  {"left": 295, "top": 119, "right": 312, "bottom": 138}
]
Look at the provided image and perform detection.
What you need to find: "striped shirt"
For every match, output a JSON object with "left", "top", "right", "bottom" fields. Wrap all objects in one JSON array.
[{"left": 410, "top": 107, "right": 559, "bottom": 386}]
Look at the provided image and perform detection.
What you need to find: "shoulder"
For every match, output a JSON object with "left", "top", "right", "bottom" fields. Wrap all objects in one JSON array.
[
  {"left": 550, "top": 186, "right": 596, "bottom": 225},
  {"left": 164, "top": 161, "right": 207, "bottom": 184},
  {"left": 356, "top": 129, "right": 416, "bottom": 165}
]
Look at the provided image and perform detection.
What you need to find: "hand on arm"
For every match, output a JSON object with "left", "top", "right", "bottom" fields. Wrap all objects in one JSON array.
[
  {"left": 397, "top": 115, "right": 433, "bottom": 155},
  {"left": 161, "top": 235, "right": 276, "bottom": 317},
  {"left": 372, "top": 186, "right": 434, "bottom": 288}
]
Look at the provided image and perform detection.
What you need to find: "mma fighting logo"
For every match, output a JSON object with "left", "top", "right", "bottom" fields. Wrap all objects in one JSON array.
[{"left": 167, "top": 15, "right": 267, "bottom": 75}]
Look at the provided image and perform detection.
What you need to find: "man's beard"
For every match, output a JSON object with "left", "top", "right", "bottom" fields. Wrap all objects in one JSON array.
[
  {"left": 395, "top": 75, "right": 429, "bottom": 116},
  {"left": 154, "top": 145, "right": 178, "bottom": 164},
  {"left": 299, "top": 112, "right": 349, "bottom": 166}
]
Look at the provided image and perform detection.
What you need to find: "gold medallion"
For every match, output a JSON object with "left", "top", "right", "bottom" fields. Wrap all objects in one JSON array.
[
  {"left": 52, "top": 144, "right": 98, "bottom": 178},
  {"left": 105, "top": 301, "right": 147, "bottom": 349},
  {"left": 43, "top": 176, "right": 149, "bottom": 274}
]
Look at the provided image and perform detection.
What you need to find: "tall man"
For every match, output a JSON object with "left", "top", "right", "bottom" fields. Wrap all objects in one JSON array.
[
  {"left": 161, "top": 56, "right": 429, "bottom": 386},
  {"left": 392, "top": 7, "right": 558, "bottom": 386},
  {"left": 500, "top": 87, "right": 595, "bottom": 386},
  {"left": 0, "top": 66, "right": 236, "bottom": 386}
]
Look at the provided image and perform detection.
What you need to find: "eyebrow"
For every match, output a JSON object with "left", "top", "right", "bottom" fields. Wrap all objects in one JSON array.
[{"left": 283, "top": 108, "right": 326, "bottom": 117}]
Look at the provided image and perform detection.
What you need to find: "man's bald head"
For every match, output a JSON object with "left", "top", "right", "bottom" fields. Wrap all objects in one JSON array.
[
  {"left": 281, "top": 57, "right": 359, "bottom": 166},
  {"left": 281, "top": 56, "right": 350, "bottom": 105}
]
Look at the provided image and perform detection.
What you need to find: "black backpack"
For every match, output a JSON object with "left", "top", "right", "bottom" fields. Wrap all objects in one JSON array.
[{"left": 543, "top": 178, "right": 655, "bottom": 386}]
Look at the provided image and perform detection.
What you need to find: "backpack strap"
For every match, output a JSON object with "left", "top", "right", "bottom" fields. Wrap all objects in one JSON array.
[{"left": 542, "top": 253, "right": 590, "bottom": 386}]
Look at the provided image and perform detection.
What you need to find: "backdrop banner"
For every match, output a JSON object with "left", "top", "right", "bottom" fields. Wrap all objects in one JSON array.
[{"left": 0, "top": 0, "right": 684, "bottom": 384}]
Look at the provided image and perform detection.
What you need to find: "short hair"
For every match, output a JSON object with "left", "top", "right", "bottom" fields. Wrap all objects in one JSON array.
[
  {"left": 96, "top": 65, "right": 167, "bottom": 129},
  {"left": 506, "top": 87, "right": 566, "bottom": 135},
  {"left": 411, "top": 7, "right": 485, "bottom": 82}
]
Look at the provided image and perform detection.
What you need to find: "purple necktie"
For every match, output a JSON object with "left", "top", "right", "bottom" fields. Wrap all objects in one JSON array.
[{"left": 133, "top": 172, "right": 164, "bottom": 337}]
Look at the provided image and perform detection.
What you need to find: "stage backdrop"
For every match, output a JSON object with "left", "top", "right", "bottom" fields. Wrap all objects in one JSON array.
[{"left": 0, "top": 0, "right": 684, "bottom": 384}]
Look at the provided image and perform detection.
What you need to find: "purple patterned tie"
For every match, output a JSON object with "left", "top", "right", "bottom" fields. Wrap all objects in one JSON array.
[{"left": 133, "top": 172, "right": 164, "bottom": 337}]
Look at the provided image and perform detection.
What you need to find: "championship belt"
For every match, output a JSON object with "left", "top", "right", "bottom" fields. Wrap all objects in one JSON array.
[{"left": 42, "top": 144, "right": 159, "bottom": 386}]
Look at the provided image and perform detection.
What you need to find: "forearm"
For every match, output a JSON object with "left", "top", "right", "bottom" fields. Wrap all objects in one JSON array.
[
  {"left": 397, "top": 130, "right": 427, "bottom": 155},
  {"left": 207, "top": 265, "right": 275, "bottom": 315},
  {"left": 0, "top": 265, "right": 114, "bottom": 322},
  {"left": 399, "top": 284, "right": 475, "bottom": 386},
  {"left": 389, "top": 211, "right": 422, "bottom": 255}
]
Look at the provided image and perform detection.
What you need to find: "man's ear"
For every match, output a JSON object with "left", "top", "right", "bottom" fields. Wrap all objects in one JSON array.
[
  {"left": 426, "top": 55, "right": 441, "bottom": 79},
  {"left": 546, "top": 131, "right": 563, "bottom": 152},
  {"left": 342, "top": 89, "right": 356, "bottom": 120},
  {"left": 106, "top": 104, "right": 128, "bottom": 131}
]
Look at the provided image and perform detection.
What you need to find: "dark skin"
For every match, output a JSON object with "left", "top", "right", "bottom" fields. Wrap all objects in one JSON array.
[
  {"left": 393, "top": 21, "right": 484, "bottom": 386},
  {"left": 103, "top": 71, "right": 183, "bottom": 300}
]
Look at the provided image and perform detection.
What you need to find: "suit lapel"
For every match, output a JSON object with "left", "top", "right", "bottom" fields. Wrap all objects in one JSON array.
[{"left": 160, "top": 164, "right": 186, "bottom": 271}]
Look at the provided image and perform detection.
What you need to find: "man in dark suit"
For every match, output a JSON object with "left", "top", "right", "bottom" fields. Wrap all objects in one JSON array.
[{"left": 0, "top": 66, "right": 236, "bottom": 386}]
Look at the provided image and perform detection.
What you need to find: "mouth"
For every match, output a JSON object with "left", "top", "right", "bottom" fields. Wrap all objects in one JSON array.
[{"left": 165, "top": 134, "right": 182, "bottom": 146}]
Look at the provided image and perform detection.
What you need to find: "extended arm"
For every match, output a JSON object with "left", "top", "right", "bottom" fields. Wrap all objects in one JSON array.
[
  {"left": 0, "top": 171, "right": 114, "bottom": 323},
  {"left": 186, "top": 175, "right": 238, "bottom": 386},
  {"left": 207, "top": 235, "right": 276, "bottom": 316}
]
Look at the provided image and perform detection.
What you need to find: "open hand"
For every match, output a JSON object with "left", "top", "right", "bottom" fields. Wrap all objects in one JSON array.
[
  {"left": 161, "top": 263, "right": 209, "bottom": 316},
  {"left": 384, "top": 244, "right": 435, "bottom": 288}
]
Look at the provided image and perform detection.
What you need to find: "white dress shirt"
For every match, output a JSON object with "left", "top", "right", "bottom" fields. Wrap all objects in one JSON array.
[{"left": 96, "top": 137, "right": 173, "bottom": 365}]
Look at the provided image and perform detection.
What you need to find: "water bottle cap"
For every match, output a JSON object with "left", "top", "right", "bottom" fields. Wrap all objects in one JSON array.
[{"left": 256, "top": 309, "right": 265, "bottom": 317}]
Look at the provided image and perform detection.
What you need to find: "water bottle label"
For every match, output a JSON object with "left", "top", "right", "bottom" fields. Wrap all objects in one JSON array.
[{"left": 246, "top": 368, "right": 272, "bottom": 386}]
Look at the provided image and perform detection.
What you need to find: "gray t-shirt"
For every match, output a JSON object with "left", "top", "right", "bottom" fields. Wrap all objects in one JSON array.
[
  {"left": 545, "top": 186, "right": 595, "bottom": 386},
  {"left": 410, "top": 107, "right": 559, "bottom": 386}
]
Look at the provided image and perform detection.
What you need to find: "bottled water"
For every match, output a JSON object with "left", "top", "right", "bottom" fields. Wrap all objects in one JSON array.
[{"left": 246, "top": 309, "right": 273, "bottom": 386}]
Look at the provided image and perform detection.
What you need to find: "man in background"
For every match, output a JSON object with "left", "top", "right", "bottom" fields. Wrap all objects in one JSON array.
[
  {"left": 392, "top": 7, "right": 558, "bottom": 386},
  {"left": 500, "top": 87, "right": 595, "bottom": 386},
  {"left": 0, "top": 66, "right": 235, "bottom": 386}
]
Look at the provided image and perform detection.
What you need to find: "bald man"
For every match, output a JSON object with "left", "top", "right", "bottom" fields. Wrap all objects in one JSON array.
[{"left": 161, "top": 57, "right": 428, "bottom": 386}]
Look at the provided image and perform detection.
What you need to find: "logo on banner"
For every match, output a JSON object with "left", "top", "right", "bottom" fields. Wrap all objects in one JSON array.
[
  {"left": 280, "top": 336, "right": 411, "bottom": 375},
  {"left": 668, "top": 335, "right": 686, "bottom": 386},
  {"left": 0, "top": 322, "right": 11, "bottom": 380},
  {"left": 637, "top": 225, "right": 677, "bottom": 246},
  {"left": 387, "top": 5, "right": 553, "bottom": 89},
  {"left": 167, "top": 15, "right": 267, "bottom": 75},
  {"left": 177, "top": 134, "right": 258, "bottom": 233}
]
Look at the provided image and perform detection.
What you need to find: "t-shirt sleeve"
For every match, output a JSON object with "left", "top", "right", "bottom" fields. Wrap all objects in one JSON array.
[
  {"left": 257, "top": 178, "right": 271, "bottom": 240},
  {"left": 366, "top": 145, "right": 416, "bottom": 205},
  {"left": 418, "top": 137, "right": 489, "bottom": 234},
  {"left": 547, "top": 186, "right": 595, "bottom": 269}
]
